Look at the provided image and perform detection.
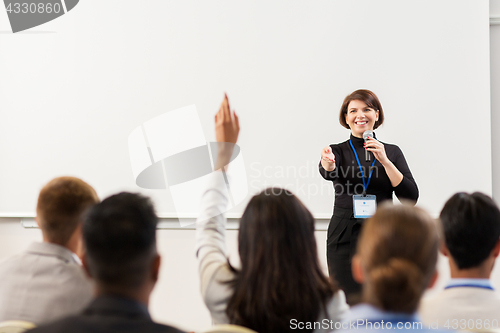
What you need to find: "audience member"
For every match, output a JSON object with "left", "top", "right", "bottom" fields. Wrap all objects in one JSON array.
[
  {"left": 419, "top": 192, "right": 500, "bottom": 329},
  {"left": 0, "top": 177, "right": 98, "bottom": 325},
  {"left": 339, "top": 204, "right": 440, "bottom": 332},
  {"left": 195, "top": 94, "right": 348, "bottom": 333},
  {"left": 27, "top": 192, "right": 184, "bottom": 333}
]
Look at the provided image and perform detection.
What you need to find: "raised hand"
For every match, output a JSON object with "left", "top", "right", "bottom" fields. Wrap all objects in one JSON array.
[
  {"left": 215, "top": 93, "right": 239, "bottom": 144},
  {"left": 214, "top": 93, "right": 239, "bottom": 170}
]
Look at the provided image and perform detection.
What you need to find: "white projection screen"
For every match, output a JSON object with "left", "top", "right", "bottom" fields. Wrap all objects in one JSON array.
[{"left": 0, "top": 0, "right": 491, "bottom": 219}]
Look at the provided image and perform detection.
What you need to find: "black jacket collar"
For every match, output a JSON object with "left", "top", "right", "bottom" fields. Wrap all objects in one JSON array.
[{"left": 83, "top": 295, "right": 151, "bottom": 320}]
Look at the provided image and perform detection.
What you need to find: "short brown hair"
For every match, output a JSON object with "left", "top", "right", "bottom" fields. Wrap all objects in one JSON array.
[
  {"left": 339, "top": 89, "right": 384, "bottom": 130},
  {"left": 37, "top": 177, "right": 99, "bottom": 245},
  {"left": 357, "top": 204, "right": 438, "bottom": 313}
]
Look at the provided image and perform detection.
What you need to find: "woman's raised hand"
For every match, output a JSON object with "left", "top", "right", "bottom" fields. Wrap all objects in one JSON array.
[
  {"left": 321, "top": 146, "right": 336, "bottom": 171},
  {"left": 215, "top": 93, "right": 239, "bottom": 144},
  {"left": 214, "top": 93, "right": 239, "bottom": 170}
]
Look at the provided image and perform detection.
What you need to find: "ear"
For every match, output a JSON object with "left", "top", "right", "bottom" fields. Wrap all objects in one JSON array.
[
  {"left": 35, "top": 216, "right": 49, "bottom": 242},
  {"left": 427, "top": 270, "right": 439, "bottom": 289},
  {"left": 375, "top": 110, "right": 379, "bottom": 122},
  {"left": 351, "top": 254, "right": 365, "bottom": 284},
  {"left": 439, "top": 241, "right": 449, "bottom": 257},
  {"left": 492, "top": 239, "right": 500, "bottom": 258},
  {"left": 151, "top": 254, "right": 161, "bottom": 283},
  {"left": 72, "top": 224, "right": 85, "bottom": 259},
  {"left": 81, "top": 254, "right": 93, "bottom": 279}
]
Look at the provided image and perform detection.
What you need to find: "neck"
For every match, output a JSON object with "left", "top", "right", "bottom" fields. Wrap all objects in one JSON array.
[
  {"left": 362, "top": 290, "right": 417, "bottom": 315},
  {"left": 351, "top": 130, "right": 375, "bottom": 139},
  {"left": 449, "top": 257, "right": 493, "bottom": 279},
  {"left": 94, "top": 284, "right": 151, "bottom": 307},
  {"left": 351, "top": 131, "right": 363, "bottom": 139},
  {"left": 64, "top": 233, "right": 82, "bottom": 257},
  {"left": 42, "top": 233, "right": 80, "bottom": 256}
]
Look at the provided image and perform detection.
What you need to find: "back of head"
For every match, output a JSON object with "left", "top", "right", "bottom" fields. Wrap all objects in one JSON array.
[
  {"left": 440, "top": 192, "right": 500, "bottom": 269},
  {"left": 36, "top": 177, "right": 98, "bottom": 245},
  {"left": 83, "top": 192, "right": 158, "bottom": 291},
  {"left": 227, "top": 188, "right": 335, "bottom": 333},
  {"left": 357, "top": 204, "right": 438, "bottom": 313}
]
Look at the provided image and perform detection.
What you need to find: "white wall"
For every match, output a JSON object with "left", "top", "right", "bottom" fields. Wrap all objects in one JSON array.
[
  {"left": 422, "top": 0, "right": 500, "bottom": 300},
  {"left": 489, "top": 0, "right": 500, "bottom": 299},
  {"left": 491, "top": 0, "right": 500, "bottom": 201}
]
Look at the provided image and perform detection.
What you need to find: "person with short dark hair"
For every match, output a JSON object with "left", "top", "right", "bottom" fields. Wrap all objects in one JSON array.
[
  {"left": 28, "top": 192, "right": 184, "bottom": 333},
  {"left": 339, "top": 204, "right": 441, "bottom": 333},
  {"left": 419, "top": 192, "right": 500, "bottom": 329},
  {"left": 0, "top": 177, "right": 98, "bottom": 325},
  {"left": 319, "top": 89, "right": 419, "bottom": 304}
]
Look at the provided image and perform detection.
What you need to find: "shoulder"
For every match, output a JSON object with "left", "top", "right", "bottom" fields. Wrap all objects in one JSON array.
[
  {"left": 379, "top": 141, "right": 406, "bottom": 160},
  {"left": 419, "top": 290, "right": 446, "bottom": 315},
  {"left": 30, "top": 252, "right": 91, "bottom": 288},
  {"left": 324, "top": 290, "right": 349, "bottom": 321},
  {"left": 27, "top": 315, "right": 83, "bottom": 333},
  {"left": 329, "top": 139, "right": 351, "bottom": 152},
  {"left": 151, "top": 323, "right": 186, "bottom": 333},
  {"left": 0, "top": 249, "right": 79, "bottom": 280},
  {"left": 379, "top": 141, "right": 402, "bottom": 152},
  {"left": 27, "top": 315, "right": 185, "bottom": 333},
  {"left": 420, "top": 287, "right": 500, "bottom": 315},
  {"left": 0, "top": 252, "right": 24, "bottom": 270},
  {"left": 330, "top": 139, "right": 351, "bottom": 147}
]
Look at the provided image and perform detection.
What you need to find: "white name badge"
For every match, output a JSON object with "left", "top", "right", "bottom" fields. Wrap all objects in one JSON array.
[{"left": 353, "top": 195, "right": 377, "bottom": 218}]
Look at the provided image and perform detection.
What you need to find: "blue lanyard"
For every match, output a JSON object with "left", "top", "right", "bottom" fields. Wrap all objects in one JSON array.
[
  {"left": 349, "top": 140, "right": 376, "bottom": 193},
  {"left": 445, "top": 284, "right": 494, "bottom": 291}
]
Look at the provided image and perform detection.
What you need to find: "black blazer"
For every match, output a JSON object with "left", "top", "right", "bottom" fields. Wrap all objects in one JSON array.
[{"left": 27, "top": 295, "right": 185, "bottom": 333}]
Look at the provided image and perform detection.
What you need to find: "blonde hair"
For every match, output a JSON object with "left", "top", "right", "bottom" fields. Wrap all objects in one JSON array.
[{"left": 357, "top": 204, "right": 438, "bottom": 313}]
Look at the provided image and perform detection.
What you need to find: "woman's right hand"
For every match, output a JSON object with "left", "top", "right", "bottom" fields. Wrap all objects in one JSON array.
[
  {"left": 214, "top": 93, "right": 239, "bottom": 170},
  {"left": 321, "top": 146, "right": 336, "bottom": 171},
  {"left": 215, "top": 93, "right": 239, "bottom": 144}
]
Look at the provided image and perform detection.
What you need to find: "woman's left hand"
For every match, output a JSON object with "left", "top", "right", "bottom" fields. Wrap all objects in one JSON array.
[{"left": 364, "top": 137, "right": 389, "bottom": 165}]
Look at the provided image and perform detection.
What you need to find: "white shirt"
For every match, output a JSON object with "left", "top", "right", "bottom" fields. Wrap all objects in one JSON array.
[{"left": 419, "top": 278, "right": 500, "bottom": 330}]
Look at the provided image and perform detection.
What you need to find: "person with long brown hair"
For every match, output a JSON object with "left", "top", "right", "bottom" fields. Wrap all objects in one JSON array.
[
  {"left": 338, "top": 203, "right": 439, "bottom": 332},
  {"left": 196, "top": 94, "right": 348, "bottom": 333},
  {"left": 319, "top": 89, "right": 419, "bottom": 304}
]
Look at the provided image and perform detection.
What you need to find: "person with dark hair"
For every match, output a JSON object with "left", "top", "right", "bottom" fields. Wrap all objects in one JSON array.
[
  {"left": 339, "top": 204, "right": 440, "bottom": 333},
  {"left": 0, "top": 177, "right": 98, "bottom": 325},
  {"left": 419, "top": 192, "right": 500, "bottom": 329},
  {"left": 28, "top": 192, "right": 184, "bottom": 333},
  {"left": 196, "top": 94, "right": 348, "bottom": 333},
  {"left": 319, "top": 89, "right": 419, "bottom": 304}
]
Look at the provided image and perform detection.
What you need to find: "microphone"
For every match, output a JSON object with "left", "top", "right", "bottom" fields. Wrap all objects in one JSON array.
[{"left": 363, "top": 130, "right": 373, "bottom": 162}]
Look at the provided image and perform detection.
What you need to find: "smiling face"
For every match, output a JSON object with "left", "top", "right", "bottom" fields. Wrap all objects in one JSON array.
[{"left": 345, "top": 99, "right": 379, "bottom": 138}]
